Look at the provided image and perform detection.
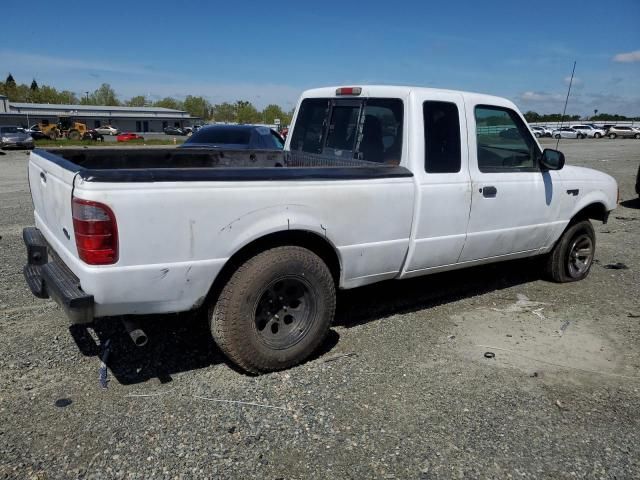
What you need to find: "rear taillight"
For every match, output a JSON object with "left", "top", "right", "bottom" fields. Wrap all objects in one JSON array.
[{"left": 72, "top": 197, "right": 118, "bottom": 265}]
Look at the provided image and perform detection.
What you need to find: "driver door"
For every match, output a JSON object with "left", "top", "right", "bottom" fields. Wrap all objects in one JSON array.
[{"left": 459, "top": 104, "right": 563, "bottom": 262}]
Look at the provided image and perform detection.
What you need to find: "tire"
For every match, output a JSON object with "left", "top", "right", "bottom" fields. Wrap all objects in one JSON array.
[
  {"left": 594, "top": 133, "right": 601, "bottom": 138},
  {"left": 49, "top": 130, "right": 59, "bottom": 140},
  {"left": 545, "top": 220, "right": 596, "bottom": 283},
  {"left": 210, "top": 246, "right": 336, "bottom": 373},
  {"left": 68, "top": 130, "right": 81, "bottom": 141},
  {"left": 634, "top": 133, "right": 640, "bottom": 139},
  {"left": 609, "top": 133, "right": 616, "bottom": 139},
  {"left": 534, "top": 133, "right": 541, "bottom": 138},
  {"left": 554, "top": 134, "right": 561, "bottom": 139}
]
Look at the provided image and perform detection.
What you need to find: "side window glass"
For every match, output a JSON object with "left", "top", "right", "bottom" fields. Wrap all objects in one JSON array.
[
  {"left": 270, "top": 131, "right": 284, "bottom": 149},
  {"left": 475, "top": 106, "right": 539, "bottom": 172},
  {"left": 423, "top": 101, "right": 461, "bottom": 173},
  {"left": 358, "top": 99, "right": 403, "bottom": 164}
]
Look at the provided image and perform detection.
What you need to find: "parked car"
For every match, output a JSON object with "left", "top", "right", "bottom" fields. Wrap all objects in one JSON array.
[
  {"left": 606, "top": 126, "right": 640, "bottom": 139},
  {"left": 552, "top": 127, "right": 585, "bottom": 139},
  {"left": 180, "top": 125, "right": 284, "bottom": 150},
  {"left": 163, "top": 126, "right": 186, "bottom": 135},
  {"left": 94, "top": 125, "right": 120, "bottom": 136},
  {"left": 24, "top": 129, "right": 51, "bottom": 140},
  {"left": 116, "top": 132, "right": 144, "bottom": 142},
  {"left": 82, "top": 130, "right": 105, "bottom": 142},
  {"left": 530, "top": 126, "right": 546, "bottom": 138},
  {"left": 22, "top": 85, "right": 618, "bottom": 374},
  {"left": 0, "top": 125, "right": 34, "bottom": 149},
  {"left": 636, "top": 162, "right": 640, "bottom": 197},
  {"left": 572, "top": 124, "right": 606, "bottom": 138}
]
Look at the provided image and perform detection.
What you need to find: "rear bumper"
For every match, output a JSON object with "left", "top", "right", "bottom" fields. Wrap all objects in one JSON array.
[{"left": 23, "top": 227, "right": 94, "bottom": 324}]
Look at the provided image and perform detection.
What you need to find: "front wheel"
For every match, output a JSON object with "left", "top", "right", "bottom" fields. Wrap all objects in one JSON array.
[
  {"left": 609, "top": 133, "right": 617, "bottom": 139},
  {"left": 555, "top": 134, "right": 561, "bottom": 139},
  {"left": 210, "top": 246, "right": 336, "bottom": 373},
  {"left": 634, "top": 133, "right": 640, "bottom": 139},
  {"left": 545, "top": 220, "right": 596, "bottom": 283},
  {"left": 594, "top": 133, "right": 601, "bottom": 138}
]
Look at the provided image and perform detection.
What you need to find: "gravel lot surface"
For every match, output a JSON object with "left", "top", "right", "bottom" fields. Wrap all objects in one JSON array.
[{"left": 1, "top": 139, "right": 639, "bottom": 479}]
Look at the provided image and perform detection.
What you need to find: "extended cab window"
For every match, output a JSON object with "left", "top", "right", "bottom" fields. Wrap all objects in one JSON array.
[
  {"left": 290, "top": 98, "right": 403, "bottom": 164},
  {"left": 423, "top": 101, "right": 461, "bottom": 173},
  {"left": 475, "top": 106, "right": 539, "bottom": 172}
]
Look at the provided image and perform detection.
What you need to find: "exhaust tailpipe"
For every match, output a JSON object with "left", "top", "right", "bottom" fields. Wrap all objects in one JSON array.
[{"left": 122, "top": 319, "right": 148, "bottom": 347}]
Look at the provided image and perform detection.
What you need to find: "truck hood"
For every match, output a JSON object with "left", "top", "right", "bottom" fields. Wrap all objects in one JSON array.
[{"left": 561, "top": 165, "right": 615, "bottom": 183}]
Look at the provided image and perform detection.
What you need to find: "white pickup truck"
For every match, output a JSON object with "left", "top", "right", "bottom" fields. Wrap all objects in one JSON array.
[{"left": 23, "top": 85, "right": 618, "bottom": 373}]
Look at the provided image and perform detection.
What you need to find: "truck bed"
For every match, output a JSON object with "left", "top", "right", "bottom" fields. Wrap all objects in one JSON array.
[{"left": 38, "top": 148, "right": 411, "bottom": 183}]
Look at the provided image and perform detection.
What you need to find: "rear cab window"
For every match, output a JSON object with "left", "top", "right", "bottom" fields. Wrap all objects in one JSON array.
[{"left": 290, "top": 98, "right": 403, "bottom": 165}]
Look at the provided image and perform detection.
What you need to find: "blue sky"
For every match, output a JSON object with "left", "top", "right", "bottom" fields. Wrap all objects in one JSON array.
[{"left": 1, "top": 0, "right": 639, "bottom": 115}]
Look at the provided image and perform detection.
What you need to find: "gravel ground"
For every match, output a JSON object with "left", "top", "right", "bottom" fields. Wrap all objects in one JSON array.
[{"left": 1, "top": 140, "right": 639, "bottom": 479}]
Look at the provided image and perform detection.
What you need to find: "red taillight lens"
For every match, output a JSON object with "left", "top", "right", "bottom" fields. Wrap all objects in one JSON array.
[{"left": 72, "top": 198, "right": 118, "bottom": 265}]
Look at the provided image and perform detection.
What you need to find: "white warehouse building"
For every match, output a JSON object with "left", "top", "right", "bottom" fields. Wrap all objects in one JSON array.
[{"left": 0, "top": 95, "right": 199, "bottom": 132}]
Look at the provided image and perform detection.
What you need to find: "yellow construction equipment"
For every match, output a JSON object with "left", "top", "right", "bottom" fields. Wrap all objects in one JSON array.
[{"left": 38, "top": 116, "right": 88, "bottom": 140}]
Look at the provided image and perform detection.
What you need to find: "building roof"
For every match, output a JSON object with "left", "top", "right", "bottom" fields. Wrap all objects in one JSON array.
[{"left": 9, "top": 102, "right": 187, "bottom": 114}]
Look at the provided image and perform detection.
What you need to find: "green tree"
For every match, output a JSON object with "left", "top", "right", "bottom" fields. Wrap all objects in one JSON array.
[
  {"left": 3, "top": 73, "right": 17, "bottom": 100},
  {"left": 236, "top": 100, "right": 260, "bottom": 124},
  {"left": 91, "top": 83, "right": 120, "bottom": 106},
  {"left": 126, "top": 95, "right": 148, "bottom": 107},
  {"left": 183, "top": 95, "right": 211, "bottom": 120},
  {"left": 30, "top": 79, "right": 39, "bottom": 91},
  {"left": 153, "top": 97, "right": 184, "bottom": 110},
  {"left": 261, "top": 104, "right": 286, "bottom": 124},
  {"left": 211, "top": 102, "right": 237, "bottom": 123},
  {"left": 523, "top": 111, "right": 541, "bottom": 123}
]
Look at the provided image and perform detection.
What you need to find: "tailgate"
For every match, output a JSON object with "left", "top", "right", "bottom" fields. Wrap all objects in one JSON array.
[{"left": 28, "top": 150, "right": 79, "bottom": 257}]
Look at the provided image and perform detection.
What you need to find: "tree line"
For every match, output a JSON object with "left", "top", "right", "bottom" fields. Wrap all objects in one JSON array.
[
  {"left": 0, "top": 74, "right": 294, "bottom": 125},
  {"left": 523, "top": 110, "right": 639, "bottom": 122}
]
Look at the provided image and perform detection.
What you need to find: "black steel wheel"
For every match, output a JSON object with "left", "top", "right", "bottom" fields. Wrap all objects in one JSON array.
[{"left": 210, "top": 246, "right": 336, "bottom": 373}]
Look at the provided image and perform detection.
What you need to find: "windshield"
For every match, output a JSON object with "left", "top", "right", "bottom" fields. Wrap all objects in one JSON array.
[{"left": 0, "top": 126, "right": 20, "bottom": 134}]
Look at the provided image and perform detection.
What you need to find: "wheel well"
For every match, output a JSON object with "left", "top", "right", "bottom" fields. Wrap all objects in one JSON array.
[
  {"left": 203, "top": 230, "right": 341, "bottom": 307},
  {"left": 572, "top": 202, "right": 609, "bottom": 224}
]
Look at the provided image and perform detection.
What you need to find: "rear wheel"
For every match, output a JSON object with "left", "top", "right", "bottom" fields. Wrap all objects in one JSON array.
[
  {"left": 554, "top": 134, "right": 561, "bottom": 139},
  {"left": 594, "top": 132, "right": 601, "bottom": 138},
  {"left": 545, "top": 220, "right": 596, "bottom": 283},
  {"left": 210, "top": 246, "right": 336, "bottom": 373},
  {"left": 634, "top": 133, "right": 640, "bottom": 139},
  {"left": 534, "top": 132, "right": 541, "bottom": 138},
  {"left": 68, "top": 130, "right": 81, "bottom": 141}
]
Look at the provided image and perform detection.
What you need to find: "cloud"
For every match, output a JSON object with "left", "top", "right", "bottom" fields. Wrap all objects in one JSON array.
[
  {"left": 517, "top": 90, "right": 640, "bottom": 116},
  {"left": 0, "top": 49, "right": 303, "bottom": 108},
  {"left": 563, "top": 76, "right": 583, "bottom": 88},
  {"left": 612, "top": 50, "right": 640, "bottom": 63},
  {"left": 520, "top": 91, "right": 564, "bottom": 102},
  {"left": 0, "top": 50, "right": 165, "bottom": 77}
]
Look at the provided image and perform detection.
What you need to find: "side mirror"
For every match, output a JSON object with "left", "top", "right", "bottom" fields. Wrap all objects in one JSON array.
[{"left": 540, "top": 148, "right": 565, "bottom": 170}]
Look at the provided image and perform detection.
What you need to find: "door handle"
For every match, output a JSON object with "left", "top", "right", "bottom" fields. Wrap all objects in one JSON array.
[
  {"left": 40, "top": 172, "right": 47, "bottom": 183},
  {"left": 481, "top": 186, "right": 497, "bottom": 198}
]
